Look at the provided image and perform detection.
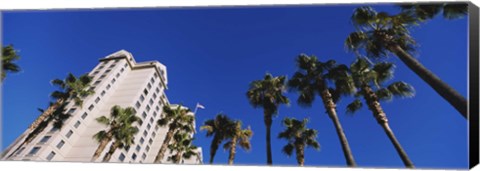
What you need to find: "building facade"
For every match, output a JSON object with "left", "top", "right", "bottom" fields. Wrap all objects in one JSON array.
[{"left": 1, "top": 50, "right": 202, "bottom": 164}]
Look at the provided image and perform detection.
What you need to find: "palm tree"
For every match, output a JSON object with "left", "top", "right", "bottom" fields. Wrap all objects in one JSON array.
[
  {"left": 246, "top": 73, "right": 290, "bottom": 165},
  {"left": 102, "top": 116, "right": 140, "bottom": 162},
  {"left": 154, "top": 105, "right": 195, "bottom": 163},
  {"left": 2, "top": 45, "right": 21, "bottom": 81},
  {"left": 200, "top": 114, "right": 236, "bottom": 164},
  {"left": 30, "top": 73, "right": 94, "bottom": 132},
  {"left": 7, "top": 73, "right": 94, "bottom": 158},
  {"left": 167, "top": 131, "right": 200, "bottom": 164},
  {"left": 345, "top": 7, "right": 467, "bottom": 118},
  {"left": 288, "top": 54, "right": 357, "bottom": 167},
  {"left": 92, "top": 106, "right": 141, "bottom": 162},
  {"left": 223, "top": 120, "right": 253, "bottom": 165},
  {"left": 278, "top": 117, "right": 320, "bottom": 166},
  {"left": 398, "top": 3, "right": 468, "bottom": 21},
  {"left": 339, "top": 58, "right": 415, "bottom": 168}
]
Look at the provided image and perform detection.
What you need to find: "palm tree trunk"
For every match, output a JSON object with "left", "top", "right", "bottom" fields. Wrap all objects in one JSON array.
[
  {"left": 209, "top": 135, "right": 222, "bottom": 164},
  {"left": 174, "top": 152, "right": 183, "bottom": 164},
  {"left": 264, "top": 110, "right": 273, "bottom": 165},
  {"left": 29, "top": 99, "right": 65, "bottom": 131},
  {"left": 91, "top": 133, "right": 112, "bottom": 162},
  {"left": 381, "top": 122, "right": 415, "bottom": 168},
  {"left": 7, "top": 119, "right": 50, "bottom": 158},
  {"left": 7, "top": 100, "right": 64, "bottom": 158},
  {"left": 295, "top": 144, "right": 305, "bottom": 166},
  {"left": 362, "top": 84, "right": 415, "bottom": 168},
  {"left": 388, "top": 45, "right": 467, "bottom": 119},
  {"left": 102, "top": 141, "right": 119, "bottom": 162},
  {"left": 320, "top": 89, "right": 357, "bottom": 167},
  {"left": 228, "top": 136, "right": 238, "bottom": 165},
  {"left": 154, "top": 127, "right": 175, "bottom": 163}
]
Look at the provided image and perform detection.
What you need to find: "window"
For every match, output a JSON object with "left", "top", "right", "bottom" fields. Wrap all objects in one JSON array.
[
  {"left": 146, "top": 105, "right": 151, "bottom": 112},
  {"left": 111, "top": 78, "right": 116, "bottom": 84},
  {"left": 16, "top": 147, "right": 26, "bottom": 155},
  {"left": 132, "top": 153, "right": 137, "bottom": 160},
  {"left": 154, "top": 73, "right": 158, "bottom": 78},
  {"left": 147, "top": 124, "right": 151, "bottom": 130},
  {"left": 114, "top": 59, "right": 120, "bottom": 63},
  {"left": 99, "top": 66, "right": 104, "bottom": 69},
  {"left": 57, "top": 140, "right": 65, "bottom": 149},
  {"left": 28, "top": 147, "right": 41, "bottom": 156},
  {"left": 101, "top": 90, "right": 106, "bottom": 96},
  {"left": 155, "top": 105, "right": 160, "bottom": 112},
  {"left": 143, "top": 89, "right": 148, "bottom": 95},
  {"left": 66, "top": 130, "right": 73, "bottom": 138},
  {"left": 135, "top": 145, "right": 141, "bottom": 152},
  {"left": 148, "top": 138, "right": 153, "bottom": 145},
  {"left": 106, "top": 84, "right": 111, "bottom": 90},
  {"left": 149, "top": 99, "right": 154, "bottom": 106},
  {"left": 100, "top": 74, "right": 106, "bottom": 79},
  {"left": 147, "top": 83, "right": 152, "bottom": 89},
  {"left": 120, "top": 68, "right": 125, "bottom": 73},
  {"left": 150, "top": 77, "right": 155, "bottom": 84},
  {"left": 46, "top": 151, "right": 56, "bottom": 161},
  {"left": 140, "top": 138, "right": 145, "bottom": 144},
  {"left": 74, "top": 121, "right": 81, "bottom": 128},
  {"left": 142, "top": 112, "right": 147, "bottom": 119},
  {"left": 155, "top": 125, "right": 159, "bottom": 131},
  {"left": 135, "top": 101, "right": 141, "bottom": 109},
  {"left": 124, "top": 63, "right": 128, "bottom": 67},
  {"left": 92, "top": 71, "right": 100, "bottom": 75},
  {"left": 94, "top": 80, "right": 101, "bottom": 85},
  {"left": 95, "top": 97, "right": 100, "bottom": 103},
  {"left": 152, "top": 132, "right": 156, "bottom": 138},
  {"left": 143, "top": 130, "right": 148, "bottom": 137},
  {"left": 153, "top": 112, "right": 158, "bottom": 118},
  {"left": 39, "top": 136, "right": 51, "bottom": 144},
  {"left": 152, "top": 93, "right": 157, "bottom": 100},
  {"left": 140, "top": 95, "right": 145, "bottom": 102},
  {"left": 50, "top": 127, "right": 59, "bottom": 133},
  {"left": 88, "top": 104, "right": 94, "bottom": 111},
  {"left": 146, "top": 146, "right": 150, "bottom": 152},
  {"left": 116, "top": 73, "right": 120, "bottom": 78},
  {"left": 155, "top": 88, "right": 159, "bottom": 94},
  {"left": 81, "top": 112, "right": 88, "bottom": 119},
  {"left": 119, "top": 153, "right": 126, "bottom": 162},
  {"left": 142, "top": 153, "right": 147, "bottom": 160},
  {"left": 105, "top": 69, "right": 111, "bottom": 73},
  {"left": 149, "top": 118, "right": 154, "bottom": 124},
  {"left": 124, "top": 145, "right": 130, "bottom": 152},
  {"left": 67, "top": 108, "right": 76, "bottom": 114},
  {"left": 109, "top": 64, "right": 116, "bottom": 68}
]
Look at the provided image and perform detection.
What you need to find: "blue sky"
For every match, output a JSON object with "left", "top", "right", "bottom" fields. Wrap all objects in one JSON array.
[{"left": 1, "top": 4, "right": 468, "bottom": 169}]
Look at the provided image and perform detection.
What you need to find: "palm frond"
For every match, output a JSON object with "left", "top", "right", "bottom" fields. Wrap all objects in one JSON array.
[{"left": 346, "top": 99, "right": 363, "bottom": 114}]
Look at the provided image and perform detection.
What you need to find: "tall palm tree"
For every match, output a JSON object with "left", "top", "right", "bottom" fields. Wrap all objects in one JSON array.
[
  {"left": 30, "top": 73, "right": 94, "bottom": 132},
  {"left": 345, "top": 7, "right": 467, "bottom": 118},
  {"left": 154, "top": 105, "right": 195, "bottom": 163},
  {"left": 7, "top": 73, "right": 94, "bottom": 158},
  {"left": 200, "top": 114, "right": 236, "bottom": 164},
  {"left": 92, "top": 106, "right": 141, "bottom": 162},
  {"left": 167, "top": 131, "right": 200, "bottom": 164},
  {"left": 278, "top": 117, "right": 320, "bottom": 166},
  {"left": 2, "top": 45, "right": 21, "bottom": 81},
  {"left": 398, "top": 3, "right": 468, "bottom": 21},
  {"left": 246, "top": 73, "right": 290, "bottom": 165},
  {"left": 288, "top": 54, "right": 357, "bottom": 167},
  {"left": 339, "top": 58, "right": 416, "bottom": 168},
  {"left": 223, "top": 120, "right": 253, "bottom": 165}
]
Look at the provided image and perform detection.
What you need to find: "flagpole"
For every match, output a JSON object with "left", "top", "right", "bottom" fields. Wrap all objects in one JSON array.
[{"left": 193, "top": 106, "right": 198, "bottom": 114}]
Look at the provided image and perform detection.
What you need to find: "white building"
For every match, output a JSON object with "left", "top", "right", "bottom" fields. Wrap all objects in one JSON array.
[{"left": 1, "top": 50, "right": 202, "bottom": 164}]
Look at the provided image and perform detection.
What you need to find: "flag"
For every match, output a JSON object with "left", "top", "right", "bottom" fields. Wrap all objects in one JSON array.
[{"left": 196, "top": 103, "right": 205, "bottom": 109}]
